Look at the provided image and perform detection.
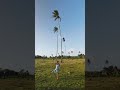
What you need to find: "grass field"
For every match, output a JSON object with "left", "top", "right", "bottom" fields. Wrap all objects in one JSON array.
[
  {"left": 86, "top": 77, "right": 120, "bottom": 90},
  {"left": 35, "top": 58, "right": 85, "bottom": 90},
  {"left": 0, "top": 78, "right": 34, "bottom": 90}
]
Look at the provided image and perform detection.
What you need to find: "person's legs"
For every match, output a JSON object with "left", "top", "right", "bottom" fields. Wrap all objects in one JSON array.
[{"left": 56, "top": 73, "right": 59, "bottom": 80}]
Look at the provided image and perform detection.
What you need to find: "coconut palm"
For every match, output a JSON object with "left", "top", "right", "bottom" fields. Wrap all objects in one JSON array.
[
  {"left": 71, "top": 51, "right": 73, "bottom": 56},
  {"left": 63, "top": 37, "right": 65, "bottom": 42},
  {"left": 68, "top": 52, "right": 70, "bottom": 58},
  {"left": 105, "top": 59, "right": 109, "bottom": 67},
  {"left": 53, "top": 26, "right": 59, "bottom": 60},
  {"left": 62, "top": 37, "right": 66, "bottom": 57},
  {"left": 52, "top": 10, "right": 61, "bottom": 21},
  {"left": 78, "top": 51, "right": 81, "bottom": 57},
  {"left": 92, "top": 56, "right": 96, "bottom": 71},
  {"left": 87, "top": 59, "right": 91, "bottom": 65},
  {"left": 52, "top": 10, "right": 63, "bottom": 63},
  {"left": 87, "top": 58, "right": 91, "bottom": 72}
]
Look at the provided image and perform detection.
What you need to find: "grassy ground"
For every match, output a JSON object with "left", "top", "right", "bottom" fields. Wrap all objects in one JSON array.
[
  {"left": 0, "top": 78, "right": 34, "bottom": 90},
  {"left": 35, "top": 58, "right": 85, "bottom": 90},
  {"left": 86, "top": 77, "right": 120, "bottom": 90}
]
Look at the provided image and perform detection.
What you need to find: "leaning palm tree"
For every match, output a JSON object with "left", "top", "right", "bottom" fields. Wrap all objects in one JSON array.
[
  {"left": 52, "top": 10, "right": 62, "bottom": 62},
  {"left": 53, "top": 26, "right": 59, "bottom": 60}
]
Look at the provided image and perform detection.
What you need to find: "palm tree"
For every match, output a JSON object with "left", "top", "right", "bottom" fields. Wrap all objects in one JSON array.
[
  {"left": 87, "top": 58, "right": 91, "bottom": 72},
  {"left": 105, "top": 59, "right": 109, "bottom": 67},
  {"left": 78, "top": 51, "right": 81, "bottom": 57},
  {"left": 51, "top": 54, "right": 54, "bottom": 60},
  {"left": 53, "top": 26, "right": 59, "bottom": 60},
  {"left": 62, "top": 37, "right": 66, "bottom": 58},
  {"left": 52, "top": 10, "right": 61, "bottom": 21},
  {"left": 63, "top": 37, "right": 65, "bottom": 42},
  {"left": 92, "top": 56, "right": 96, "bottom": 71},
  {"left": 52, "top": 10, "right": 62, "bottom": 62},
  {"left": 68, "top": 52, "right": 70, "bottom": 58}
]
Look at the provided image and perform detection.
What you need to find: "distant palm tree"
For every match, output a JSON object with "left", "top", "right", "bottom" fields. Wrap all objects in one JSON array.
[
  {"left": 78, "top": 51, "right": 81, "bottom": 57},
  {"left": 62, "top": 37, "right": 66, "bottom": 57},
  {"left": 105, "top": 59, "right": 109, "bottom": 67},
  {"left": 71, "top": 51, "right": 73, "bottom": 53},
  {"left": 63, "top": 37, "right": 65, "bottom": 42},
  {"left": 51, "top": 54, "right": 54, "bottom": 60},
  {"left": 87, "top": 58, "right": 91, "bottom": 72},
  {"left": 105, "top": 60, "right": 109, "bottom": 65},
  {"left": 105, "top": 56, "right": 111, "bottom": 67},
  {"left": 53, "top": 26, "right": 59, "bottom": 60},
  {"left": 92, "top": 56, "right": 96, "bottom": 71},
  {"left": 68, "top": 52, "right": 70, "bottom": 58},
  {"left": 87, "top": 59, "right": 91, "bottom": 65},
  {"left": 52, "top": 10, "right": 63, "bottom": 63}
]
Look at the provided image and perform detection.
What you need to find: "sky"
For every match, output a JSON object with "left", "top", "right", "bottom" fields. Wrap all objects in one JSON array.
[
  {"left": 35, "top": 0, "right": 85, "bottom": 57},
  {"left": 0, "top": 0, "right": 34, "bottom": 74},
  {"left": 86, "top": 0, "right": 120, "bottom": 71}
]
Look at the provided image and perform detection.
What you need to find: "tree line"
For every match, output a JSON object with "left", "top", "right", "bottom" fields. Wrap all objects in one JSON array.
[
  {"left": 35, "top": 54, "right": 85, "bottom": 59},
  {"left": 86, "top": 58, "right": 120, "bottom": 77},
  {"left": 0, "top": 68, "right": 34, "bottom": 79}
]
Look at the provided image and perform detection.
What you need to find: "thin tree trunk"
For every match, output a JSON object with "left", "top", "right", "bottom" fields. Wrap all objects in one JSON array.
[
  {"left": 56, "top": 33, "right": 58, "bottom": 61},
  {"left": 64, "top": 42, "right": 66, "bottom": 56},
  {"left": 61, "top": 36, "right": 62, "bottom": 62},
  {"left": 58, "top": 20, "right": 62, "bottom": 63}
]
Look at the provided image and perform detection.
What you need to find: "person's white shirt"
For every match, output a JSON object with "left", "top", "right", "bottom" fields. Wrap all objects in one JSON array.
[{"left": 55, "top": 64, "right": 60, "bottom": 70}]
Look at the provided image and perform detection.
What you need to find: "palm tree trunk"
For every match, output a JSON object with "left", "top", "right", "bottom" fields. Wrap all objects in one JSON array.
[
  {"left": 61, "top": 36, "right": 62, "bottom": 62},
  {"left": 56, "top": 33, "right": 58, "bottom": 61},
  {"left": 58, "top": 20, "right": 62, "bottom": 63},
  {"left": 64, "top": 43, "right": 66, "bottom": 56}
]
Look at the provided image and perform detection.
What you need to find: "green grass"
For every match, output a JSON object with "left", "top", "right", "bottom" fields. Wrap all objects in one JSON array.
[
  {"left": 86, "top": 77, "right": 120, "bottom": 90},
  {"left": 35, "top": 59, "right": 85, "bottom": 90},
  {"left": 0, "top": 78, "right": 34, "bottom": 90}
]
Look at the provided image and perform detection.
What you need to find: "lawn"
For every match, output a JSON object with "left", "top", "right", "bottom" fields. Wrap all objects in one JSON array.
[
  {"left": 35, "top": 58, "right": 85, "bottom": 90},
  {"left": 0, "top": 78, "right": 34, "bottom": 90},
  {"left": 86, "top": 77, "right": 120, "bottom": 90}
]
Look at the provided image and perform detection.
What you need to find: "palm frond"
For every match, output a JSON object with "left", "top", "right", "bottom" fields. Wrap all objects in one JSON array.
[
  {"left": 63, "top": 37, "right": 65, "bottom": 42},
  {"left": 52, "top": 10, "right": 61, "bottom": 21},
  {"left": 53, "top": 26, "right": 58, "bottom": 33}
]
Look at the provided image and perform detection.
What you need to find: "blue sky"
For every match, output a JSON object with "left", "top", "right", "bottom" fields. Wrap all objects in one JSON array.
[{"left": 35, "top": 0, "right": 85, "bottom": 57}]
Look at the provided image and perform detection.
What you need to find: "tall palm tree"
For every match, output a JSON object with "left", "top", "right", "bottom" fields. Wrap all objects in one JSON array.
[
  {"left": 62, "top": 37, "right": 66, "bottom": 57},
  {"left": 87, "top": 58, "right": 91, "bottom": 72},
  {"left": 78, "top": 51, "right": 81, "bottom": 57},
  {"left": 53, "top": 26, "right": 59, "bottom": 60},
  {"left": 52, "top": 10, "right": 61, "bottom": 21},
  {"left": 63, "top": 37, "right": 65, "bottom": 42},
  {"left": 92, "top": 56, "right": 96, "bottom": 71},
  {"left": 105, "top": 59, "right": 109, "bottom": 67},
  {"left": 52, "top": 10, "right": 62, "bottom": 62}
]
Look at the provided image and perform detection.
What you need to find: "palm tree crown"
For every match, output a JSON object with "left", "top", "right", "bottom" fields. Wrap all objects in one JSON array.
[
  {"left": 53, "top": 26, "right": 58, "bottom": 33},
  {"left": 52, "top": 10, "right": 61, "bottom": 21},
  {"left": 63, "top": 37, "right": 65, "bottom": 42}
]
